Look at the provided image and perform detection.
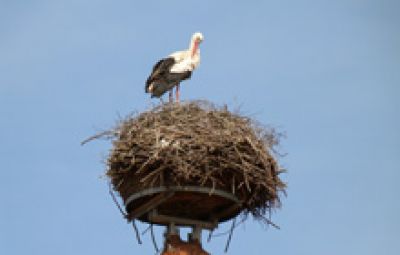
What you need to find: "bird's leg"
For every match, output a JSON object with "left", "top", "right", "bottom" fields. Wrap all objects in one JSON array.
[
  {"left": 175, "top": 84, "right": 180, "bottom": 103},
  {"left": 168, "top": 90, "right": 173, "bottom": 103}
]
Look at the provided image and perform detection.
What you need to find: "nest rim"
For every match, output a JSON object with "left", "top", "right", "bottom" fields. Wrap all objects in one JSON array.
[{"left": 124, "top": 185, "right": 243, "bottom": 225}]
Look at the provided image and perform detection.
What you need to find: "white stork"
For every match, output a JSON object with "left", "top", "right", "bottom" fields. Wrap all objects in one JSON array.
[{"left": 145, "top": 32, "right": 204, "bottom": 103}]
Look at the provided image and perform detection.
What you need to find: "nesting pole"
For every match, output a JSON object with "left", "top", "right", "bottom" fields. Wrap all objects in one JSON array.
[
  {"left": 89, "top": 101, "right": 286, "bottom": 254},
  {"left": 161, "top": 224, "right": 209, "bottom": 255}
]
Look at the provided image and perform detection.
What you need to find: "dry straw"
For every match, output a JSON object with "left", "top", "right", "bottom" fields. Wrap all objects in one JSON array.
[{"left": 87, "top": 100, "right": 286, "bottom": 224}]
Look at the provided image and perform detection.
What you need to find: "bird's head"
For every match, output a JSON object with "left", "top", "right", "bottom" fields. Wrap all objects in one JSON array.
[{"left": 192, "top": 32, "right": 204, "bottom": 44}]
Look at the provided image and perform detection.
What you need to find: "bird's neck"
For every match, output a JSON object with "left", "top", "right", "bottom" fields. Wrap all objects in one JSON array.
[{"left": 189, "top": 40, "right": 199, "bottom": 57}]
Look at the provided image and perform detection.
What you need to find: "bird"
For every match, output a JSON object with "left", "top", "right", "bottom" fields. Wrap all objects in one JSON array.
[{"left": 145, "top": 32, "right": 204, "bottom": 103}]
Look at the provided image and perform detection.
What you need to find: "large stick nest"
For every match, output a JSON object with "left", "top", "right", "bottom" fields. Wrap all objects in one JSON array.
[{"left": 103, "top": 100, "right": 286, "bottom": 221}]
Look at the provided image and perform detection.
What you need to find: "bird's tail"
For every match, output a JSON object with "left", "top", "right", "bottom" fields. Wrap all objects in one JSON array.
[{"left": 145, "top": 82, "right": 154, "bottom": 93}]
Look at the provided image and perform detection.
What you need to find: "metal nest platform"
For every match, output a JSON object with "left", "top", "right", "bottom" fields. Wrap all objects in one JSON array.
[{"left": 124, "top": 185, "right": 242, "bottom": 229}]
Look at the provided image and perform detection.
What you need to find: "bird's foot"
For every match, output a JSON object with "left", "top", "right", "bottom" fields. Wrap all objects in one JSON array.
[
  {"left": 175, "top": 85, "right": 180, "bottom": 103},
  {"left": 168, "top": 90, "right": 174, "bottom": 103}
]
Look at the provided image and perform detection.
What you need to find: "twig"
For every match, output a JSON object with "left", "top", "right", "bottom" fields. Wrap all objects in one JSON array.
[
  {"left": 224, "top": 218, "right": 236, "bottom": 253},
  {"left": 212, "top": 217, "right": 246, "bottom": 238},
  {"left": 108, "top": 182, "right": 127, "bottom": 218},
  {"left": 150, "top": 224, "right": 159, "bottom": 253},
  {"left": 141, "top": 225, "right": 151, "bottom": 235},
  {"left": 207, "top": 229, "right": 213, "bottom": 242},
  {"left": 81, "top": 130, "right": 117, "bottom": 145},
  {"left": 260, "top": 215, "right": 280, "bottom": 229},
  {"left": 132, "top": 220, "right": 142, "bottom": 244}
]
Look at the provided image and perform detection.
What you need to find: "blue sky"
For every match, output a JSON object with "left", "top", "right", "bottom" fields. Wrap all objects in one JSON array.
[{"left": 1, "top": 1, "right": 399, "bottom": 254}]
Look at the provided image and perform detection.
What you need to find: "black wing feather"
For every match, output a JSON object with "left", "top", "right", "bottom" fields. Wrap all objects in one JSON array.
[
  {"left": 144, "top": 57, "right": 192, "bottom": 98},
  {"left": 145, "top": 58, "right": 175, "bottom": 92}
]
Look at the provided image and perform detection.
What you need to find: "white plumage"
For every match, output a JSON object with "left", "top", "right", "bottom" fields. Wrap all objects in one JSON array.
[{"left": 145, "top": 32, "right": 204, "bottom": 102}]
